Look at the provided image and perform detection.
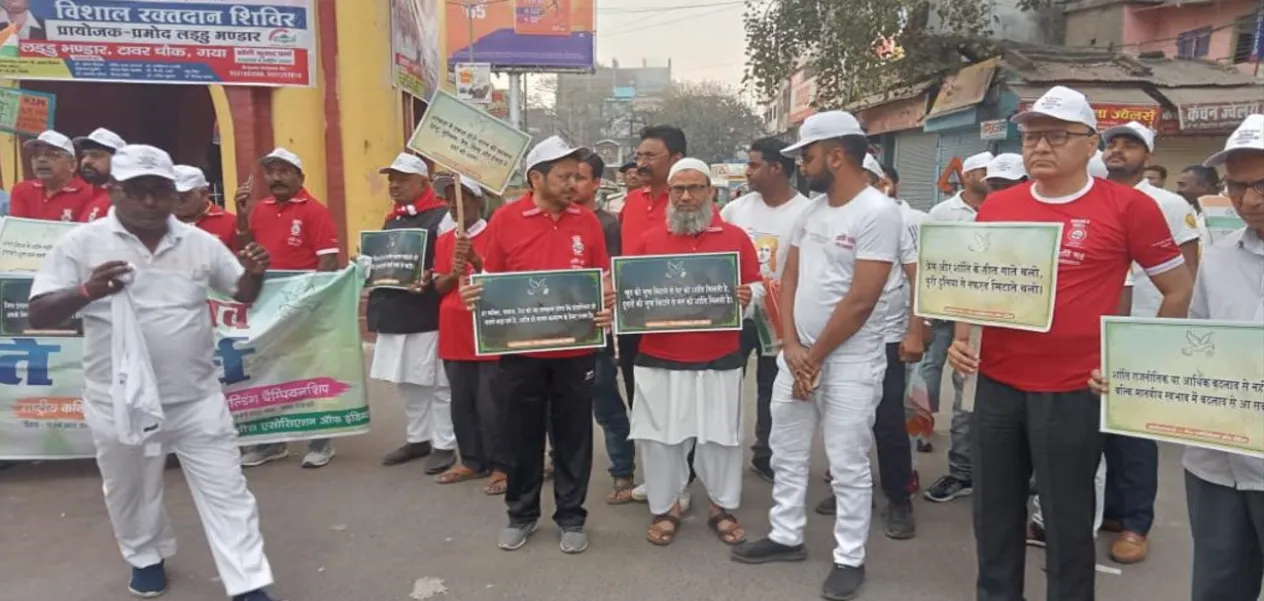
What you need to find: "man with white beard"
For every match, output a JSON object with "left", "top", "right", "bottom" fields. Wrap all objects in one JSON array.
[
  {"left": 628, "top": 158, "right": 762, "bottom": 547},
  {"left": 731, "top": 111, "right": 902, "bottom": 601}
]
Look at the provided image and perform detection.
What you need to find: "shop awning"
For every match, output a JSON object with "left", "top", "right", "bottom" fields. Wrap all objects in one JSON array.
[
  {"left": 1156, "top": 87, "right": 1264, "bottom": 133},
  {"left": 845, "top": 80, "right": 934, "bottom": 112},
  {"left": 1008, "top": 84, "right": 1163, "bottom": 129},
  {"left": 926, "top": 58, "right": 1000, "bottom": 120}
]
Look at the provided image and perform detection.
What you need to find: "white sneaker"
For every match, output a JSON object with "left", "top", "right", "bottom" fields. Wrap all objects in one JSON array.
[
  {"left": 630, "top": 483, "right": 648, "bottom": 502},
  {"left": 301, "top": 445, "right": 335, "bottom": 468},
  {"left": 241, "top": 445, "right": 289, "bottom": 468}
]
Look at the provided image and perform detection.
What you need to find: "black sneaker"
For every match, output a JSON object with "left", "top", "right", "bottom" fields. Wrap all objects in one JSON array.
[
  {"left": 883, "top": 501, "right": 916, "bottom": 540},
  {"left": 821, "top": 563, "right": 865, "bottom": 600},
  {"left": 749, "top": 458, "right": 774, "bottom": 483},
  {"left": 731, "top": 537, "right": 808, "bottom": 564},
  {"left": 916, "top": 439, "right": 934, "bottom": 453},
  {"left": 923, "top": 475, "right": 973, "bottom": 503},
  {"left": 814, "top": 495, "right": 836, "bottom": 516},
  {"left": 1026, "top": 520, "right": 1046, "bottom": 548}
]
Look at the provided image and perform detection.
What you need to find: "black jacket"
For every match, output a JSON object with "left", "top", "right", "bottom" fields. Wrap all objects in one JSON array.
[{"left": 365, "top": 206, "right": 448, "bottom": 334}]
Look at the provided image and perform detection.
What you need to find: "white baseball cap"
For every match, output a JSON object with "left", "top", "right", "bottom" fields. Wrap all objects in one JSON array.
[
  {"left": 962, "top": 151, "right": 994, "bottom": 174},
  {"left": 73, "top": 127, "right": 126, "bottom": 152},
  {"left": 1102, "top": 121, "right": 1156, "bottom": 152},
  {"left": 111, "top": 145, "right": 176, "bottom": 182},
  {"left": 173, "top": 165, "right": 209, "bottom": 192},
  {"left": 862, "top": 154, "right": 885, "bottom": 179},
  {"left": 379, "top": 152, "right": 429, "bottom": 176},
  {"left": 986, "top": 153, "right": 1027, "bottom": 181},
  {"left": 23, "top": 130, "right": 75, "bottom": 156},
  {"left": 1204, "top": 113, "right": 1264, "bottom": 166},
  {"left": 433, "top": 173, "right": 484, "bottom": 198},
  {"left": 525, "top": 135, "right": 587, "bottom": 174},
  {"left": 781, "top": 111, "right": 866, "bottom": 157},
  {"left": 1088, "top": 150, "right": 1108, "bottom": 178},
  {"left": 667, "top": 157, "right": 711, "bottom": 182},
  {"left": 1011, "top": 85, "right": 1099, "bottom": 132},
  {"left": 260, "top": 147, "right": 303, "bottom": 172}
]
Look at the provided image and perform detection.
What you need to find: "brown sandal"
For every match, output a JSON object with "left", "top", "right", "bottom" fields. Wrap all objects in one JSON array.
[
  {"left": 436, "top": 465, "right": 485, "bottom": 484},
  {"left": 646, "top": 513, "right": 682, "bottom": 546},
  {"left": 707, "top": 509, "right": 746, "bottom": 546},
  {"left": 483, "top": 470, "right": 508, "bottom": 495},
  {"left": 606, "top": 477, "right": 636, "bottom": 505}
]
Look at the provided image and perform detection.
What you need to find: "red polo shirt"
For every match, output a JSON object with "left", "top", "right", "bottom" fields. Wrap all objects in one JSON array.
[
  {"left": 9, "top": 177, "right": 94, "bottom": 222},
  {"left": 626, "top": 216, "right": 762, "bottom": 364},
  {"left": 249, "top": 188, "right": 340, "bottom": 270},
  {"left": 435, "top": 221, "right": 494, "bottom": 362},
  {"left": 194, "top": 205, "right": 238, "bottom": 250},
  {"left": 976, "top": 179, "right": 1182, "bottom": 392},
  {"left": 619, "top": 186, "right": 668, "bottom": 252},
  {"left": 483, "top": 193, "right": 611, "bottom": 359},
  {"left": 78, "top": 185, "right": 111, "bottom": 222}
]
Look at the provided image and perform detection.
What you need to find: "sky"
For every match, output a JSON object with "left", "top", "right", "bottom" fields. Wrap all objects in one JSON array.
[{"left": 594, "top": 0, "right": 749, "bottom": 86}]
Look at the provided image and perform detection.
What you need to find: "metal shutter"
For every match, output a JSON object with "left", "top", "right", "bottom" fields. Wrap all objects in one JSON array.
[
  {"left": 894, "top": 131, "right": 938, "bottom": 212},
  {"left": 1149, "top": 136, "right": 1223, "bottom": 190},
  {"left": 935, "top": 130, "right": 993, "bottom": 204}
]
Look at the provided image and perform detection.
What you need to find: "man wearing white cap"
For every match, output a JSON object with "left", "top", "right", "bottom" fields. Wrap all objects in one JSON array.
[
  {"left": 237, "top": 147, "right": 341, "bottom": 468},
  {"left": 459, "top": 135, "right": 613, "bottom": 554},
  {"left": 173, "top": 165, "right": 237, "bottom": 249},
  {"left": 947, "top": 85, "right": 1191, "bottom": 601},
  {"left": 74, "top": 127, "right": 127, "bottom": 222},
  {"left": 365, "top": 152, "right": 460, "bottom": 476},
  {"left": 627, "top": 157, "right": 761, "bottom": 548},
  {"left": 10, "top": 130, "right": 94, "bottom": 222},
  {"left": 731, "top": 111, "right": 902, "bottom": 601},
  {"left": 1098, "top": 119, "right": 1200, "bottom": 564},
  {"left": 984, "top": 153, "right": 1028, "bottom": 193},
  {"left": 27, "top": 145, "right": 278, "bottom": 601},
  {"left": 920, "top": 150, "right": 992, "bottom": 506}
]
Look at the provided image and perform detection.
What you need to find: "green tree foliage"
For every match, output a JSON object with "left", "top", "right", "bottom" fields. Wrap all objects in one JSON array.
[{"left": 644, "top": 81, "right": 768, "bottom": 163}]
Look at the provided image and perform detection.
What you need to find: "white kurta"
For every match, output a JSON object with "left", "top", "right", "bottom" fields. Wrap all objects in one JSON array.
[
  {"left": 369, "top": 331, "right": 447, "bottom": 387},
  {"left": 628, "top": 367, "right": 743, "bottom": 447}
]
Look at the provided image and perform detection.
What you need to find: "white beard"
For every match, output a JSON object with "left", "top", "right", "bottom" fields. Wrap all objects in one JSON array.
[{"left": 666, "top": 200, "right": 713, "bottom": 236}]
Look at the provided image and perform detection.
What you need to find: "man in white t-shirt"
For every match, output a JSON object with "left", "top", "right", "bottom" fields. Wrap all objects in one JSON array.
[
  {"left": 731, "top": 111, "right": 902, "bottom": 601},
  {"left": 1099, "top": 120, "right": 1201, "bottom": 565},
  {"left": 720, "top": 137, "right": 812, "bottom": 481}
]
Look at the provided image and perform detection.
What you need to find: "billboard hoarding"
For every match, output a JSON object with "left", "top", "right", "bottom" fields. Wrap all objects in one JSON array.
[
  {"left": 392, "top": 0, "right": 441, "bottom": 100},
  {"left": 445, "top": 0, "right": 594, "bottom": 72}
]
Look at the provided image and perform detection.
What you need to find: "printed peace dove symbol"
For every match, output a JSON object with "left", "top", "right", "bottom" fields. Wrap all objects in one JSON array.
[
  {"left": 967, "top": 231, "right": 991, "bottom": 253},
  {"left": 664, "top": 260, "right": 687, "bottom": 279},
  {"left": 1180, "top": 330, "right": 1215, "bottom": 358},
  {"left": 527, "top": 277, "right": 550, "bottom": 296}
]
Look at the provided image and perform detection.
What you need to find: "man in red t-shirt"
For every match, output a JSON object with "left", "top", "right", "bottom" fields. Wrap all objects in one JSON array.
[
  {"left": 236, "top": 148, "right": 341, "bottom": 469},
  {"left": 9, "top": 130, "right": 94, "bottom": 222},
  {"left": 622, "top": 158, "right": 760, "bottom": 548},
  {"left": 74, "top": 127, "right": 126, "bottom": 222},
  {"left": 172, "top": 165, "right": 236, "bottom": 249},
  {"left": 458, "top": 136, "right": 612, "bottom": 554},
  {"left": 947, "top": 86, "right": 1193, "bottom": 601}
]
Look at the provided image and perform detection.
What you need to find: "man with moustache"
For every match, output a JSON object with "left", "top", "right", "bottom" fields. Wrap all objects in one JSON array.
[
  {"left": 10, "top": 130, "right": 94, "bottom": 222},
  {"left": 620, "top": 161, "right": 641, "bottom": 190},
  {"left": 173, "top": 165, "right": 236, "bottom": 249},
  {"left": 732, "top": 111, "right": 903, "bottom": 600},
  {"left": 629, "top": 158, "right": 761, "bottom": 548},
  {"left": 1175, "top": 165, "right": 1220, "bottom": 245},
  {"left": 236, "top": 148, "right": 341, "bottom": 469},
  {"left": 75, "top": 128, "right": 127, "bottom": 221},
  {"left": 459, "top": 136, "right": 613, "bottom": 554},
  {"left": 948, "top": 86, "right": 1191, "bottom": 601},
  {"left": 368, "top": 153, "right": 458, "bottom": 476}
]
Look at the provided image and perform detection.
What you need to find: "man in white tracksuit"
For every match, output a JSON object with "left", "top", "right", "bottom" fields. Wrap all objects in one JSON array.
[
  {"left": 28, "top": 145, "right": 277, "bottom": 601},
  {"left": 731, "top": 111, "right": 902, "bottom": 601}
]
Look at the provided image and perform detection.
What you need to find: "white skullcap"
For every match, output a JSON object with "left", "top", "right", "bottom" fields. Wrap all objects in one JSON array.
[
  {"left": 667, "top": 158, "right": 711, "bottom": 182},
  {"left": 862, "top": 154, "right": 885, "bottom": 179}
]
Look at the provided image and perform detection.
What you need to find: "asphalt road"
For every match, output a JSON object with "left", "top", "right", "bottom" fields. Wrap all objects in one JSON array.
[{"left": 1, "top": 356, "right": 1203, "bottom": 601}]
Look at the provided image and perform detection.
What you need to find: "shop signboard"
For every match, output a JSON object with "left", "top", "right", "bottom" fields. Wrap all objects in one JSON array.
[
  {"left": 392, "top": 0, "right": 442, "bottom": 100},
  {"left": 979, "top": 118, "right": 1007, "bottom": 141},
  {"left": 0, "top": 0, "right": 317, "bottom": 87},
  {"left": 1178, "top": 101, "right": 1264, "bottom": 133},
  {"left": 0, "top": 87, "right": 54, "bottom": 136},
  {"left": 444, "top": 0, "right": 594, "bottom": 72}
]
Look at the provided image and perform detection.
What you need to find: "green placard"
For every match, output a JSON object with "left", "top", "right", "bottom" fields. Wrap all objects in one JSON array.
[
  {"left": 471, "top": 268, "right": 605, "bottom": 356},
  {"left": 360, "top": 229, "right": 429, "bottom": 289},
  {"left": 611, "top": 252, "right": 742, "bottom": 336}
]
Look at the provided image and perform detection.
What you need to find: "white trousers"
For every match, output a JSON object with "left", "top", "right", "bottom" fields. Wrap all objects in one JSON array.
[
  {"left": 1032, "top": 455, "right": 1107, "bottom": 535},
  {"left": 82, "top": 394, "right": 273, "bottom": 597},
  {"left": 398, "top": 382, "right": 454, "bottom": 450},
  {"left": 641, "top": 439, "right": 743, "bottom": 515},
  {"left": 768, "top": 356, "right": 886, "bottom": 567}
]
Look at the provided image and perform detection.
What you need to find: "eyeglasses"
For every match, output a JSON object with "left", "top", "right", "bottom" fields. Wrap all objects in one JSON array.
[
  {"left": 1224, "top": 178, "right": 1264, "bottom": 198},
  {"left": 1019, "top": 130, "right": 1097, "bottom": 148},
  {"left": 669, "top": 184, "right": 710, "bottom": 197},
  {"left": 634, "top": 152, "right": 666, "bottom": 162}
]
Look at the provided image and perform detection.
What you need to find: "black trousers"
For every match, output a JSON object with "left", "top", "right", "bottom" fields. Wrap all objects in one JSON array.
[
  {"left": 873, "top": 342, "right": 912, "bottom": 504},
  {"left": 1102, "top": 434, "right": 1158, "bottom": 535},
  {"left": 738, "top": 321, "right": 779, "bottom": 464},
  {"left": 973, "top": 375, "right": 1102, "bottom": 601},
  {"left": 499, "top": 354, "right": 595, "bottom": 528},
  {"left": 446, "top": 360, "right": 504, "bottom": 473},
  {"left": 1186, "top": 470, "right": 1264, "bottom": 601},
  {"left": 616, "top": 334, "right": 640, "bottom": 407}
]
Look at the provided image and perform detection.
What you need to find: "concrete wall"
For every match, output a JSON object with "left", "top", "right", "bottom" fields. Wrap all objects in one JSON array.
[
  {"left": 1064, "top": 3, "right": 1128, "bottom": 48},
  {"left": 1124, "top": 0, "right": 1260, "bottom": 73}
]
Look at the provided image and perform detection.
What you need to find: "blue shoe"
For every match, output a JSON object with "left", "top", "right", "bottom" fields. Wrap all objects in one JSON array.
[
  {"left": 232, "top": 589, "right": 275, "bottom": 601},
  {"left": 128, "top": 561, "right": 167, "bottom": 598}
]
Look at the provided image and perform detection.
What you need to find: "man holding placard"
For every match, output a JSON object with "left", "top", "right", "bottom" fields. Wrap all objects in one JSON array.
[
  {"left": 731, "top": 111, "right": 902, "bottom": 601},
  {"left": 946, "top": 86, "right": 1192, "bottom": 601},
  {"left": 459, "top": 136, "right": 612, "bottom": 555},
  {"left": 619, "top": 158, "right": 761, "bottom": 547},
  {"left": 366, "top": 153, "right": 459, "bottom": 475}
]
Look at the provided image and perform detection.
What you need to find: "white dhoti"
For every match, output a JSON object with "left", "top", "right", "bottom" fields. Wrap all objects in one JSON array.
[
  {"left": 630, "top": 366, "right": 744, "bottom": 515},
  {"left": 371, "top": 332, "right": 454, "bottom": 449},
  {"left": 82, "top": 393, "right": 273, "bottom": 597},
  {"left": 768, "top": 355, "right": 886, "bottom": 567}
]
